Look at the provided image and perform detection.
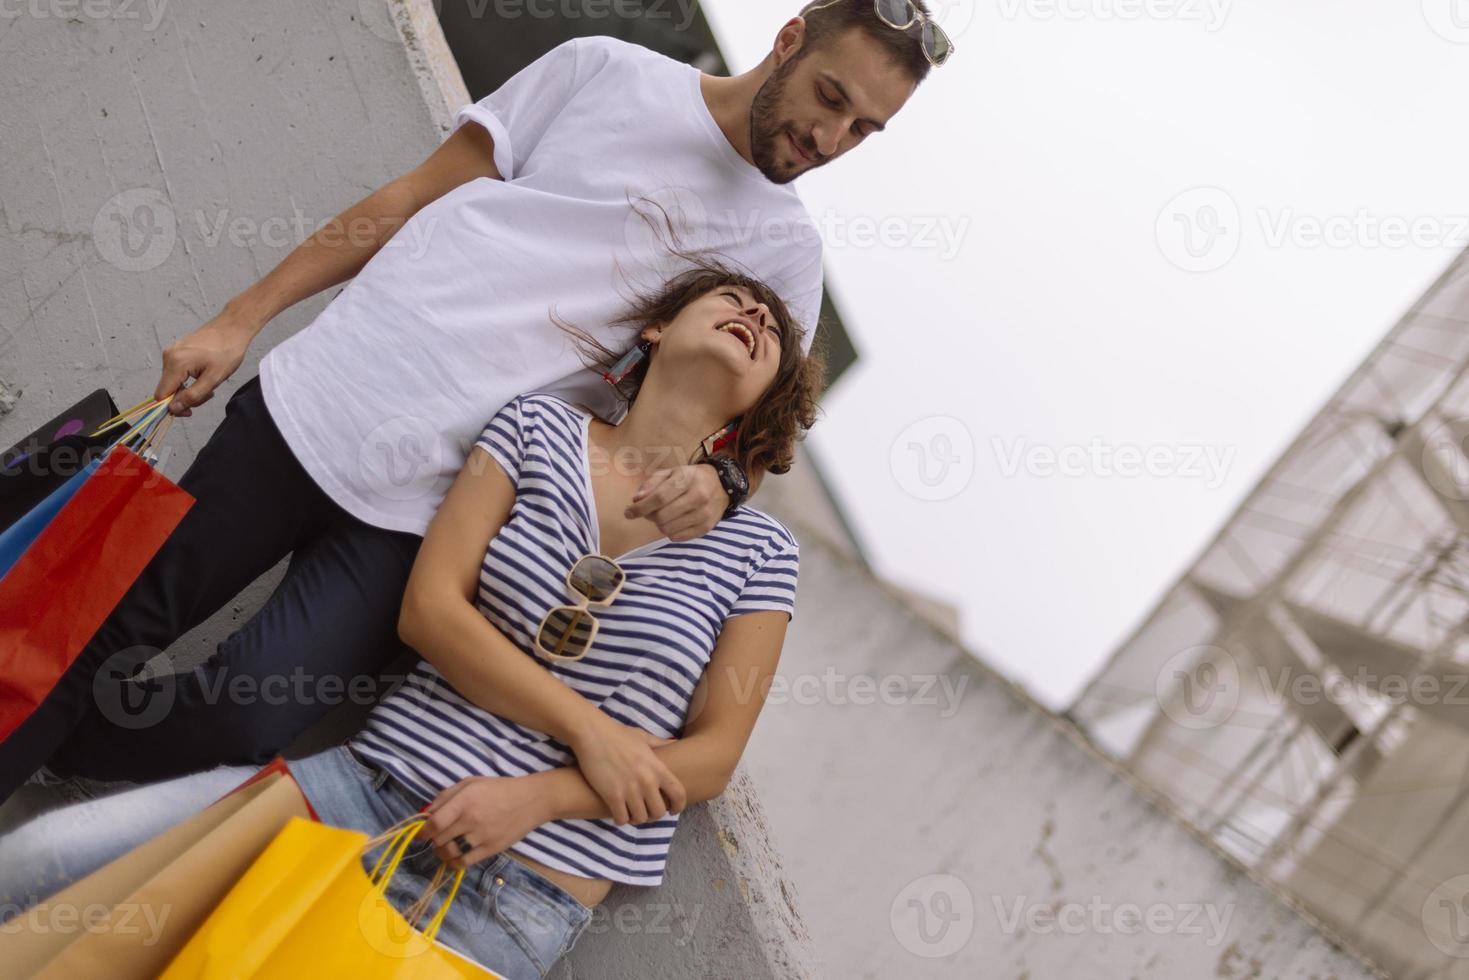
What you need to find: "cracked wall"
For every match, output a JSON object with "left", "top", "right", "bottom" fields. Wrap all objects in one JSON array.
[{"left": 739, "top": 514, "right": 1390, "bottom": 978}]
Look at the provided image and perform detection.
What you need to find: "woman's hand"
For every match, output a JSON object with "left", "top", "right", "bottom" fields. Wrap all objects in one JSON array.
[
  {"left": 421, "top": 775, "right": 553, "bottom": 870},
  {"left": 569, "top": 715, "right": 687, "bottom": 825}
]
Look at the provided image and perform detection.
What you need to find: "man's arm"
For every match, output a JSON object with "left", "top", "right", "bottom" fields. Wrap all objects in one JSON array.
[
  {"left": 154, "top": 123, "right": 501, "bottom": 416},
  {"left": 624, "top": 455, "right": 765, "bottom": 541}
]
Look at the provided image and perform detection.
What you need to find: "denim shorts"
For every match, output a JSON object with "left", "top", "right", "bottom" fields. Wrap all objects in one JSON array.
[
  {"left": 313, "top": 745, "right": 594, "bottom": 978},
  {"left": 0, "top": 745, "right": 592, "bottom": 979}
]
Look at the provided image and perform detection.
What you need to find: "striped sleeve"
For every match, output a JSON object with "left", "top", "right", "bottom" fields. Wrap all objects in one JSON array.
[
  {"left": 475, "top": 397, "right": 525, "bottom": 485},
  {"left": 729, "top": 538, "right": 800, "bottom": 622}
]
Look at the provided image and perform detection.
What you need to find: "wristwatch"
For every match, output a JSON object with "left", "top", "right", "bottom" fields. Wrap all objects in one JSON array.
[{"left": 700, "top": 454, "right": 750, "bottom": 519}]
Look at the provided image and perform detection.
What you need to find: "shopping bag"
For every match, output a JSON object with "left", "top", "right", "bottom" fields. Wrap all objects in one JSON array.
[
  {"left": 161, "top": 816, "right": 503, "bottom": 979},
  {"left": 1, "top": 388, "right": 118, "bottom": 465},
  {"left": 0, "top": 452, "right": 105, "bottom": 580},
  {"left": 0, "top": 431, "right": 118, "bottom": 535},
  {"left": 0, "top": 758, "right": 316, "bottom": 979},
  {"left": 0, "top": 397, "right": 192, "bottom": 742},
  {"left": 0, "top": 389, "right": 120, "bottom": 530}
]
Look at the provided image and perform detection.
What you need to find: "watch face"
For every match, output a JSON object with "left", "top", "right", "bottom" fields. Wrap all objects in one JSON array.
[
  {"left": 713, "top": 457, "right": 747, "bottom": 497},
  {"left": 727, "top": 459, "right": 749, "bottom": 493}
]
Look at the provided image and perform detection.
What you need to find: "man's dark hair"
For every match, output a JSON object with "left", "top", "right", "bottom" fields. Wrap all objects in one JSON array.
[{"left": 797, "top": 0, "right": 935, "bottom": 84}]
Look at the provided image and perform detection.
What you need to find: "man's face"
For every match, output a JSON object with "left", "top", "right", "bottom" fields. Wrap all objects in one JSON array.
[{"left": 750, "top": 25, "right": 918, "bottom": 185}]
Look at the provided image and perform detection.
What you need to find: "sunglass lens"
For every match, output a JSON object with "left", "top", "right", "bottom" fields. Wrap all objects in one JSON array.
[
  {"left": 569, "top": 556, "right": 624, "bottom": 603},
  {"left": 922, "top": 20, "right": 952, "bottom": 65},
  {"left": 538, "top": 606, "right": 596, "bottom": 660},
  {"left": 875, "top": 0, "right": 915, "bottom": 29}
]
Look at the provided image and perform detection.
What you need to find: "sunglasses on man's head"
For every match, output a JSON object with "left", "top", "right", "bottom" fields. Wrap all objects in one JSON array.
[
  {"left": 805, "top": 0, "right": 955, "bottom": 68},
  {"left": 536, "top": 555, "right": 627, "bottom": 662}
]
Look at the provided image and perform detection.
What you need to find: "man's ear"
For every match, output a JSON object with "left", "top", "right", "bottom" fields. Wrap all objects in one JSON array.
[{"left": 772, "top": 17, "right": 807, "bottom": 65}]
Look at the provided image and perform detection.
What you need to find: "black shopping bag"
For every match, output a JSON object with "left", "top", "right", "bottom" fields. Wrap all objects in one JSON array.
[{"left": 0, "top": 389, "right": 120, "bottom": 532}]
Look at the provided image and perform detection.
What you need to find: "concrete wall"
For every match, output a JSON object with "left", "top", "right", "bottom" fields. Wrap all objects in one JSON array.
[
  {"left": 0, "top": 2, "right": 815, "bottom": 976},
  {"left": 740, "top": 509, "right": 1389, "bottom": 979}
]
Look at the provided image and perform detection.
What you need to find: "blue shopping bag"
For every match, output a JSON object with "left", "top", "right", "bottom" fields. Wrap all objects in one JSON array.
[{"left": 0, "top": 453, "right": 105, "bottom": 580}]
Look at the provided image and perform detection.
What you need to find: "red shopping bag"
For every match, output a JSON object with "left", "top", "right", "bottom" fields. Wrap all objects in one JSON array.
[{"left": 0, "top": 441, "right": 194, "bottom": 741}]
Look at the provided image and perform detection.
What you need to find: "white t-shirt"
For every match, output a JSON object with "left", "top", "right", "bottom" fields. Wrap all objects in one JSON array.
[{"left": 259, "top": 36, "right": 824, "bottom": 535}]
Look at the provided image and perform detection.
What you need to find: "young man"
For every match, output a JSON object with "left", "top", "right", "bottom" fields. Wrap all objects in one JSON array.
[{"left": 0, "top": 0, "right": 946, "bottom": 802}]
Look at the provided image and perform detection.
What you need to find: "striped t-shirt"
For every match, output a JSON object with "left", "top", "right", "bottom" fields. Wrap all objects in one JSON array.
[{"left": 351, "top": 393, "right": 799, "bottom": 885}]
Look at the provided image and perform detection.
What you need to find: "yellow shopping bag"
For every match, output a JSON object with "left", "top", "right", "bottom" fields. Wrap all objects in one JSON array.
[{"left": 160, "top": 816, "right": 504, "bottom": 979}]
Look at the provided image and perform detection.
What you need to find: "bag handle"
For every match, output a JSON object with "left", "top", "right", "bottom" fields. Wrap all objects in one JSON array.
[
  {"left": 89, "top": 395, "right": 177, "bottom": 461},
  {"left": 361, "top": 815, "right": 467, "bottom": 942}
]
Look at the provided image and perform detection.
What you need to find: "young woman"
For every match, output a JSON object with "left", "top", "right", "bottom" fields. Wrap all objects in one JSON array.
[{"left": 0, "top": 266, "right": 824, "bottom": 978}]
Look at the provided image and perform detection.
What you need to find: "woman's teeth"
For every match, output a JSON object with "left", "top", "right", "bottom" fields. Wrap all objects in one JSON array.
[{"left": 716, "top": 322, "right": 756, "bottom": 358}]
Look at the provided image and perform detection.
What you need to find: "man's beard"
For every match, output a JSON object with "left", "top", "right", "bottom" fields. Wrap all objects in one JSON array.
[{"left": 749, "top": 59, "right": 815, "bottom": 185}]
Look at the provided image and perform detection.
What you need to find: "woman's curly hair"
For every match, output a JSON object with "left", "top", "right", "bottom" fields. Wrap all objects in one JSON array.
[{"left": 554, "top": 205, "right": 827, "bottom": 476}]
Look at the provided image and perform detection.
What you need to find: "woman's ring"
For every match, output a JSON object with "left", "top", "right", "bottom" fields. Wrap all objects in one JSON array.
[{"left": 454, "top": 834, "right": 473, "bottom": 857}]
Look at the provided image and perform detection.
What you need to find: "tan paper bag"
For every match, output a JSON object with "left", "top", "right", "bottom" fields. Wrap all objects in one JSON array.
[{"left": 0, "top": 758, "right": 313, "bottom": 979}]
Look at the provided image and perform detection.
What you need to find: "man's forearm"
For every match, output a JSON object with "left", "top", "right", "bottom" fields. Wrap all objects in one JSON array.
[{"left": 225, "top": 178, "right": 424, "bottom": 338}]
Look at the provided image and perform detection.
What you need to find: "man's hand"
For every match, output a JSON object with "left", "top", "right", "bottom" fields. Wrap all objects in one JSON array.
[
  {"left": 422, "top": 776, "right": 552, "bottom": 869},
  {"left": 154, "top": 309, "right": 258, "bottom": 417},
  {"left": 625, "top": 464, "right": 729, "bottom": 541},
  {"left": 568, "top": 715, "right": 686, "bottom": 825}
]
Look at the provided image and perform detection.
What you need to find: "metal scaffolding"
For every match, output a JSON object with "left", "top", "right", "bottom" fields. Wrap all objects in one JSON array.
[{"left": 1069, "top": 247, "right": 1469, "bottom": 979}]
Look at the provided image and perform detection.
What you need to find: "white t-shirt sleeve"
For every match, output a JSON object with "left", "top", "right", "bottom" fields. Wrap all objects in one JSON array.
[
  {"left": 453, "top": 39, "right": 582, "bottom": 181},
  {"left": 474, "top": 397, "right": 526, "bottom": 484},
  {"left": 728, "top": 537, "right": 800, "bottom": 622}
]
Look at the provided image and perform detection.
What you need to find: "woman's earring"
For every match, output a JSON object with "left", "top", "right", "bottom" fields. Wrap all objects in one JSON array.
[
  {"left": 701, "top": 420, "right": 739, "bottom": 458},
  {"left": 603, "top": 340, "right": 652, "bottom": 387}
]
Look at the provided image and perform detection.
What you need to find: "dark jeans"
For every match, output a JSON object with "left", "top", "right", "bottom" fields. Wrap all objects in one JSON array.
[{"left": 0, "top": 374, "right": 423, "bottom": 802}]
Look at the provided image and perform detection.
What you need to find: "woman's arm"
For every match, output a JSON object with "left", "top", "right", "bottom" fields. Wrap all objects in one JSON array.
[
  {"left": 421, "top": 608, "right": 790, "bottom": 868},
  {"left": 397, "top": 444, "right": 684, "bottom": 825}
]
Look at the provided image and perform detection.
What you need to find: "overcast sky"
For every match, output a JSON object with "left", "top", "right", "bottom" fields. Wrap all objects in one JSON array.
[{"left": 703, "top": 0, "right": 1469, "bottom": 708}]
